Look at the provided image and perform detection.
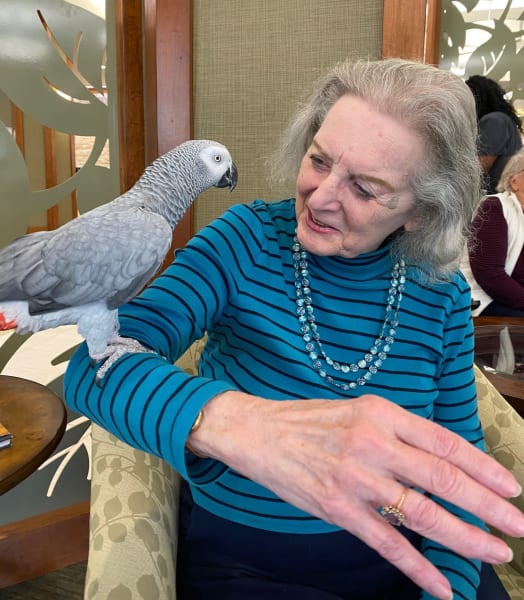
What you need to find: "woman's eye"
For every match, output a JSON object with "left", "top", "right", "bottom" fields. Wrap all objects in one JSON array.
[
  {"left": 310, "top": 154, "right": 327, "bottom": 169},
  {"left": 348, "top": 177, "right": 374, "bottom": 199}
]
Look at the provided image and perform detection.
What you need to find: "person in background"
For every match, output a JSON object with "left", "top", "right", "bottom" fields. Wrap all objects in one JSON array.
[
  {"left": 466, "top": 148, "right": 524, "bottom": 318},
  {"left": 466, "top": 74, "right": 523, "bottom": 194},
  {"left": 64, "top": 59, "right": 524, "bottom": 600}
]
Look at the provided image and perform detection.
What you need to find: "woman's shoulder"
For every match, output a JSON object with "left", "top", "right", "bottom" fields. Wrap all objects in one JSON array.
[
  {"left": 215, "top": 198, "right": 296, "bottom": 238},
  {"left": 239, "top": 198, "right": 296, "bottom": 223},
  {"left": 481, "top": 194, "right": 504, "bottom": 208},
  {"left": 479, "top": 112, "right": 521, "bottom": 139},
  {"left": 191, "top": 198, "right": 296, "bottom": 256},
  {"left": 409, "top": 261, "right": 471, "bottom": 305},
  {"left": 479, "top": 111, "right": 514, "bottom": 126},
  {"left": 220, "top": 198, "right": 295, "bottom": 222},
  {"left": 470, "top": 196, "right": 505, "bottom": 235}
]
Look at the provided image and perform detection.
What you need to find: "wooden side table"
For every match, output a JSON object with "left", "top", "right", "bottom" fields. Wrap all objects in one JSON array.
[{"left": 0, "top": 375, "right": 67, "bottom": 495}]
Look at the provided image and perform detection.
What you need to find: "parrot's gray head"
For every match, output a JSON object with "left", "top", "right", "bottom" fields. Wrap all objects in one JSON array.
[
  {"left": 194, "top": 140, "right": 238, "bottom": 192},
  {"left": 133, "top": 140, "right": 238, "bottom": 228},
  {"left": 158, "top": 139, "right": 237, "bottom": 198}
]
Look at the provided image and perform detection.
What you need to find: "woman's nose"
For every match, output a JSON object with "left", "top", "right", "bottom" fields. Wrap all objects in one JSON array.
[{"left": 309, "top": 174, "right": 343, "bottom": 208}]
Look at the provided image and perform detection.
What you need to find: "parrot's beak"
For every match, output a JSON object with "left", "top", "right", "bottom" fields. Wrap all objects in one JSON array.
[{"left": 216, "top": 161, "right": 238, "bottom": 192}]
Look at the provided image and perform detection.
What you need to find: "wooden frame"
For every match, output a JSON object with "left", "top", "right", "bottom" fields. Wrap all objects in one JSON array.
[
  {"left": 114, "top": 0, "right": 146, "bottom": 192},
  {"left": 143, "top": 0, "right": 192, "bottom": 249},
  {"left": 102, "top": 0, "right": 448, "bottom": 248},
  {"left": 382, "top": 0, "right": 442, "bottom": 64},
  {"left": 0, "top": 502, "right": 89, "bottom": 588},
  {"left": 118, "top": 0, "right": 192, "bottom": 254}
]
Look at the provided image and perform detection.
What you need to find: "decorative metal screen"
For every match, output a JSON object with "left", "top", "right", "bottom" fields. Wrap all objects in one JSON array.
[
  {"left": 0, "top": 0, "right": 118, "bottom": 524},
  {"left": 440, "top": 0, "right": 524, "bottom": 115}
]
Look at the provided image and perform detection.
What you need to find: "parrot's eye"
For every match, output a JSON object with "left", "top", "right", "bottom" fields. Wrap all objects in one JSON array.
[{"left": 214, "top": 155, "right": 222, "bottom": 163}]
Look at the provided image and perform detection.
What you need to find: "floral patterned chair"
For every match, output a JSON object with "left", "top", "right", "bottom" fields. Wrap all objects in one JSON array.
[{"left": 83, "top": 341, "right": 524, "bottom": 599}]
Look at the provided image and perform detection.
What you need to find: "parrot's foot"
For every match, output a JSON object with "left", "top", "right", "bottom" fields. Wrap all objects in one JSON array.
[
  {"left": 106, "top": 334, "right": 135, "bottom": 346},
  {"left": 93, "top": 337, "right": 156, "bottom": 384}
]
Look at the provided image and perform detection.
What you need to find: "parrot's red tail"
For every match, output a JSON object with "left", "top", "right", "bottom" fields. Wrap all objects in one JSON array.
[{"left": 0, "top": 313, "right": 17, "bottom": 330}]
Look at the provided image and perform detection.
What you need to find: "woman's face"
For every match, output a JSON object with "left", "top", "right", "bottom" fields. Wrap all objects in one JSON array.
[{"left": 295, "top": 94, "right": 424, "bottom": 258}]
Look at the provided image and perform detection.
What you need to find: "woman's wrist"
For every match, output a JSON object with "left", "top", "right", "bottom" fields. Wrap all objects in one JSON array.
[
  {"left": 184, "top": 391, "right": 267, "bottom": 462},
  {"left": 185, "top": 409, "right": 206, "bottom": 456}
]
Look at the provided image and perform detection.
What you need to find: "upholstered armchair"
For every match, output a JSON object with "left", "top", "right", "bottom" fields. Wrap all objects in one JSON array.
[{"left": 83, "top": 341, "right": 524, "bottom": 599}]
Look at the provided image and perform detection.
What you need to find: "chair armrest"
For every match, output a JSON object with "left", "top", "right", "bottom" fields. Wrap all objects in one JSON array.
[
  {"left": 84, "top": 423, "right": 181, "bottom": 600},
  {"left": 84, "top": 340, "right": 206, "bottom": 599},
  {"left": 475, "top": 365, "right": 524, "bottom": 594}
]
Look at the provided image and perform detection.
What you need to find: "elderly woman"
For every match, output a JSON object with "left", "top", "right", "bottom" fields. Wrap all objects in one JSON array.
[
  {"left": 466, "top": 148, "right": 524, "bottom": 317},
  {"left": 65, "top": 59, "right": 524, "bottom": 600}
]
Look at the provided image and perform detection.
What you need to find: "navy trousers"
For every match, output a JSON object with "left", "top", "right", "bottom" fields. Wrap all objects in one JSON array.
[{"left": 176, "top": 484, "right": 509, "bottom": 599}]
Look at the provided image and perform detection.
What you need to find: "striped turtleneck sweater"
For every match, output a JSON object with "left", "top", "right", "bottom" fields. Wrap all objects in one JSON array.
[{"left": 65, "top": 198, "right": 483, "bottom": 599}]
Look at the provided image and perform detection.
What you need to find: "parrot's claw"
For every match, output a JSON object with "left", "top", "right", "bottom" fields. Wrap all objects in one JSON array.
[{"left": 93, "top": 337, "right": 156, "bottom": 384}]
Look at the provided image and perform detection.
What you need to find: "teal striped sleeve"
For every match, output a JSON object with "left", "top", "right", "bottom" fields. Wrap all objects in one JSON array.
[
  {"left": 420, "top": 276, "right": 484, "bottom": 600},
  {"left": 65, "top": 343, "right": 237, "bottom": 482}
]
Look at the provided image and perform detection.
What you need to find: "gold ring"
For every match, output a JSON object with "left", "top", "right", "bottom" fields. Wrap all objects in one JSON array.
[{"left": 380, "top": 488, "right": 408, "bottom": 527}]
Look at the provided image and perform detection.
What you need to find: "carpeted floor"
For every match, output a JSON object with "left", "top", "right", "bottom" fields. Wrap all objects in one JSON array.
[{"left": 0, "top": 562, "right": 86, "bottom": 599}]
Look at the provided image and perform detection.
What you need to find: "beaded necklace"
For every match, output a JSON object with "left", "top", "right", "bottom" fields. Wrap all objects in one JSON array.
[{"left": 292, "top": 235, "right": 406, "bottom": 391}]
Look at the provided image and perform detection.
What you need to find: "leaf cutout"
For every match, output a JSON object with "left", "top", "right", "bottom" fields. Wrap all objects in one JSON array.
[
  {"left": 0, "top": 122, "right": 114, "bottom": 232},
  {"left": 464, "top": 21, "right": 517, "bottom": 80},
  {"left": 0, "top": 331, "right": 32, "bottom": 372},
  {"left": 74, "top": 165, "right": 119, "bottom": 214},
  {"left": 37, "top": 9, "right": 107, "bottom": 106},
  {"left": 0, "top": 0, "right": 107, "bottom": 135},
  {"left": 452, "top": 0, "right": 479, "bottom": 12},
  {"left": 440, "top": 1, "right": 467, "bottom": 69},
  {"left": 510, "top": 47, "right": 524, "bottom": 104},
  {"left": 0, "top": 121, "right": 34, "bottom": 245}
]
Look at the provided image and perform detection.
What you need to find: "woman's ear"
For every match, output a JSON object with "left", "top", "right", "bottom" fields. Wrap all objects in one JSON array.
[{"left": 509, "top": 175, "right": 519, "bottom": 193}]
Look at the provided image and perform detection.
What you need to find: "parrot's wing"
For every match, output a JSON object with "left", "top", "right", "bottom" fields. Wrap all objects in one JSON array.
[
  {"left": 12, "top": 207, "right": 173, "bottom": 313},
  {"left": 0, "top": 231, "right": 53, "bottom": 297}
]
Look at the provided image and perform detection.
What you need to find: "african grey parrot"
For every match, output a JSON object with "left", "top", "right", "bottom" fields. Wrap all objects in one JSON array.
[{"left": 0, "top": 139, "right": 237, "bottom": 364}]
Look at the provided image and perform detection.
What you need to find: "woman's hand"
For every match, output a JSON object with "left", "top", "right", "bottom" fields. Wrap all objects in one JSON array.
[{"left": 188, "top": 391, "right": 524, "bottom": 600}]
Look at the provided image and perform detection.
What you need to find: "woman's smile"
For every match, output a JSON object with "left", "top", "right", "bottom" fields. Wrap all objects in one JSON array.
[{"left": 306, "top": 208, "right": 338, "bottom": 232}]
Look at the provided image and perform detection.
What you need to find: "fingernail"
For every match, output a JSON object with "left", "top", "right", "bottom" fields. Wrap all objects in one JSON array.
[
  {"left": 432, "top": 580, "right": 452, "bottom": 600},
  {"left": 509, "top": 482, "right": 522, "bottom": 498},
  {"left": 491, "top": 544, "right": 513, "bottom": 563}
]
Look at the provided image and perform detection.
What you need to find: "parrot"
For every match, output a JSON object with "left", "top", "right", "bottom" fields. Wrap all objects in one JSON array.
[{"left": 0, "top": 139, "right": 238, "bottom": 366}]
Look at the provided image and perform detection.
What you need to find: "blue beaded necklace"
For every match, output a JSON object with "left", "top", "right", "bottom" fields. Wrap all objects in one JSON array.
[{"left": 292, "top": 235, "right": 406, "bottom": 391}]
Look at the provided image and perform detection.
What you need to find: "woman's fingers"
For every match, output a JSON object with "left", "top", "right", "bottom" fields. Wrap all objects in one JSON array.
[
  {"left": 376, "top": 407, "right": 524, "bottom": 538},
  {"left": 398, "top": 488, "right": 514, "bottom": 562},
  {"left": 395, "top": 411, "right": 521, "bottom": 498},
  {"left": 349, "top": 509, "right": 454, "bottom": 600},
  {"left": 387, "top": 440, "right": 524, "bottom": 537},
  {"left": 344, "top": 484, "right": 513, "bottom": 600}
]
